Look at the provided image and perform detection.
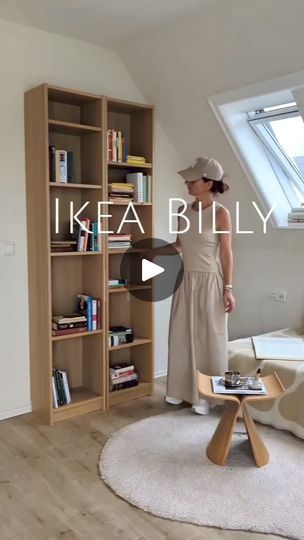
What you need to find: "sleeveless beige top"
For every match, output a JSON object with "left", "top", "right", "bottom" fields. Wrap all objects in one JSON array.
[{"left": 178, "top": 201, "right": 224, "bottom": 273}]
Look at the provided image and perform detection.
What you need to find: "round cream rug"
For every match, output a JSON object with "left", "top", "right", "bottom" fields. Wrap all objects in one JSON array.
[{"left": 99, "top": 409, "right": 304, "bottom": 539}]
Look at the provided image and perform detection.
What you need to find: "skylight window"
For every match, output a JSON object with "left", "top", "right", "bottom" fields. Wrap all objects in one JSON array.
[
  {"left": 208, "top": 71, "right": 304, "bottom": 228},
  {"left": 249, "top": 108, "right": 304, "bottom": 207}
]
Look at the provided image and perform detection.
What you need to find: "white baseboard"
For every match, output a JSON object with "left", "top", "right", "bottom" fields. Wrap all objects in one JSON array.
[
  {"left": 0, "top": 404, "right": 32, "bottom": 421},
  {"left": 154, "top": 369, "right": 167, "bottom": 379}
]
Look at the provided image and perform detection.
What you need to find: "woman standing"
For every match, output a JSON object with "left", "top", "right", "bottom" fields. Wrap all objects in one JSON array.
[{"left": 166, "top": 156, "right": 235, "bottom": 414}]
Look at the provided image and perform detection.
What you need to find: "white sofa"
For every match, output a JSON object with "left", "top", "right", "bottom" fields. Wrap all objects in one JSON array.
[{"left": 228, "top": 327, "right": 304, "bottom": 440}]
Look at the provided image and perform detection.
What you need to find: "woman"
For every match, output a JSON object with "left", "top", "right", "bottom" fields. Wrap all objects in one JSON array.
[{"left": 149, "top": 157, "right": 235, "bottom": 415}]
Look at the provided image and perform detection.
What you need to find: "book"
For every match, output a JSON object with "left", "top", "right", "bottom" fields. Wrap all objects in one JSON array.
[
  {"left": 52, "top": 326, "right": 87, "bottom": 337},
  {"left": 110, "top": 362, "right": 135, "bottom": 375},
  {"left": 55, "top": 149, "right": 67, "bottom": 183},
  {"left": 251, "top": 336, "right": 304, "bottom": 360},
  {"left": 110, "top": 379, "right": 139, "bottom": 392},
  {"left": 52, "top": 321, "right": 87, "bottom": 330},
  {"left": 211, "top": 376, "right": 267, "bottom": 395},
  {"left": 52, "top": 314, "right": 87, "bottom": 324},
  {"left": 52, "top": 376, "right": 58, "bottom": 408},
  {"left": 76, "top": 294, "right": 93, "bottom": 331},
  {"left": 59, "top": 370, "right": 71, "bottom": 404},
  {"left": 126, "top": 172, "right": 144, "bottom": 202},
  {"left": 67, "top": 151, "right": 73, "bottom": 182},
  {"left": 49, "top": 145, "right": 56, "bottom": 182}
]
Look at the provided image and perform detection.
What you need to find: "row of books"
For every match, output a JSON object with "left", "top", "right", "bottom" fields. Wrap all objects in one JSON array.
[
  {"left": 74, "top": 219, "right": 102, "bottom": 252},
  {"left": 109, "top": 362, "right": 139, "bottom": 392},
  {"left": 108, "top": 176, "right": 151, "bottom": 204},
  {"left": 108, "top": 234, "right": 132, "bottom": 249},
  {"left": 109, "top": 278, "right": 127, "bottom": 288},
  {"left": 49, "top": 146, "right": 73, "bottom": 183},
  {"left": 127, "top": 173, "right": 151, "bottom": 203},
  {"left": 107, "top": 129, "right": 127, "bottom": 163},
  {"left": 51, "top": 221, "right": 102, "bottom": 253},
  {"left": 52, "top": 294, "right": 102, "bottom": 336},
  {"left": 52, "top": 369, "right": 71, "bottom": 407},
  {"left": 52, "top": 363, "right": 139, "bottom": 405},
  {"left": 288, "top": 204, "right": 304, "bottom": 223}
]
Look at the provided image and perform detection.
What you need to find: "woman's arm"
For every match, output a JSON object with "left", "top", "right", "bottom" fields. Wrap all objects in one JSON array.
[
  {"left": 146, "top": 208, "right": 182, "bottom": 258},
  {"left": 217, "top": 207, "right": 235, "bottom": 313}
]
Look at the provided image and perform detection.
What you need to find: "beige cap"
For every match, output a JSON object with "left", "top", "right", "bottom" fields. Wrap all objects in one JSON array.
[{"left": 178, "top": 157, "right": 224, "bottom": 182}]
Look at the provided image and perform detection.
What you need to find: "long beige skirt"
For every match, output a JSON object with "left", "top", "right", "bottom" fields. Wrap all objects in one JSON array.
[{"left": 166, "top": 271, "right": 228, "bottom": 405}]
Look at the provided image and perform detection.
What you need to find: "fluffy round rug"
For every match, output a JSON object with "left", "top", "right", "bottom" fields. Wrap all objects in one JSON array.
[{"left": 99, "top": 409, "right": 304, "bottom": 539}]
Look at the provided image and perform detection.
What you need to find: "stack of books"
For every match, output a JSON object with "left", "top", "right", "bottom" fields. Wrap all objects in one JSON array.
[
  {"left": 51, "top": 240, "right": 77, "bottom": 253},
  {"left": 126, "top": 172, "right": 151, "bottom": 202},
  {"left": 107, "top": 129, "right": 127, "bottom": 162},
  {"left": 288, "top": 204, "right": 304, "bottom": 223},
  {"left": 126, "top": 155, "right": 146, "bottom": 166},
  {"left": 76, "top": 294, "right": 102, "bottom": 331},
  {"left": 109, "top": 278, "right": 127, "bottom": 288},
  {"left": 109, "top": 362, "right": 139, "bottom": 392},
  {"left": 108, "top": 234, "right": 132, "bottom": 249},
  {"left": 52, "top": 368, "right": 71, "bottom": 407},
  {"left": 108, "top": 182, "right": 134, "bottom": 202},
  {"left": 49, "top": 146, "right": 73, "bottom": 183},
  {"left": 52, "top": 313, "right": 87, "bottom": 337}
]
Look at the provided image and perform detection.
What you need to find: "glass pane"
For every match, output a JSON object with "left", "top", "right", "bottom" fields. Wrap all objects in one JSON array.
[{"left": 269, "top": 115, "right": 304, "bottom": 177}]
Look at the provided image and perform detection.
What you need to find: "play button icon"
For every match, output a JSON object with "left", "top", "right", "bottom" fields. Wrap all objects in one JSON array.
[
  {"left": 120, "top": 237, "right": 184, "bottom": 302},
  {"left": 142, "top": 259, "right": 164, "bottom": 282}
]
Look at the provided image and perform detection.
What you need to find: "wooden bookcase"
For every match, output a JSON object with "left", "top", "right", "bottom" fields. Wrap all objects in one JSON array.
[{"left": 24, "top": 84, "right": 154, "bottom": 424}]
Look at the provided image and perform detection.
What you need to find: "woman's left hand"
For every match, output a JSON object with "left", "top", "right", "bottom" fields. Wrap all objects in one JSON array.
[{"left": 223, "top": 290, "right": 235, "bottom": 313}]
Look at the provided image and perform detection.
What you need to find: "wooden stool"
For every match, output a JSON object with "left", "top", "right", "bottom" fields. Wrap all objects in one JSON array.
[{"left": 197, "top": 371, "right": 285, "bottom": 467}]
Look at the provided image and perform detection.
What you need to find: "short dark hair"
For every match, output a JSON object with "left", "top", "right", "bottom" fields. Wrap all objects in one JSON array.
[{"left": 202, "top": 174, "right": 229, "bottom": 194}]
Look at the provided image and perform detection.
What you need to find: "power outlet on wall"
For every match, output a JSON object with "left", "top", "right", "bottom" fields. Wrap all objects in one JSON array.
[{"left": 270, "top": 291, "right": 288, "bottom": 303}]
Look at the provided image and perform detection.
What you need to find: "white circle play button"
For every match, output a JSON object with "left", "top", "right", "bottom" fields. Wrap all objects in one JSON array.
[
  {"left": 120, "top": 237, "right": 184, "bottom": 302},
  {"left": 141, "top": 259, "right": 165, "bottom": 282}
]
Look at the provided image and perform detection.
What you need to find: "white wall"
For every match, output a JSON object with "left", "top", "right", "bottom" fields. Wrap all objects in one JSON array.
[
  {"left": 0, "top": 19, "right": 150, "bottom": 419},
  {"left": 116, "top": 0, "right": 304, "bottom": 375}
]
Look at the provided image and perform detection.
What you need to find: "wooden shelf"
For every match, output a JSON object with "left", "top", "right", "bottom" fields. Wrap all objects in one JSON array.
[
  {"left": 53, "top": 387, "right": 103, "bottom": 422},
  {"left": 49, "top": 119, "right": 102, "bottom": 135},
  {"left": 52, "top": 329, "right": 103, "bottom": 341},
  {"left": 25, "top": 83, "right": 154, "bottom": 423},
  {"left": 108, "top": 248, "right": 146, "bottom": 255},
  {"left": 109, "top": 382, "right": 151, "bottom": 406},
  {"left": 109, "top": 338, "right": 152, "bottom": 351},
  {"left": 108, "top": 161, "right": 152, "bottom": 169},
  {"left": 50, "top": 251, "right": 102, "bottom": 257},
  {"left": 49, "top": 182, "right": 102, "bottom": 190},
  {"left": 109, "top": 201, "right": 152, "bottom": 206},
  {"left": 109, "top": 285, "right": 151, "bottom": 294}
]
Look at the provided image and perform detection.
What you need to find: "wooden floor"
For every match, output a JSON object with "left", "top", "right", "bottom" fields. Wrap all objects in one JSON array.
[{"left": 0, "top": 380, "right": 281, "bottom": 540}]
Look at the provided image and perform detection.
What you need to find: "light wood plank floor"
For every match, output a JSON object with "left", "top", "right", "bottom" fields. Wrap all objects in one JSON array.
[{"left": 0, "top": 380, "right": 281, "bottom": 540}]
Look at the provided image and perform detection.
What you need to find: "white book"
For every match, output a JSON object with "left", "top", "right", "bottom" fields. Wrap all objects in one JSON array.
[
  {"left": 251, "top": 336, "right": 304, "bottom": 360},
  {"left": 55, "top": 150, "right": 67, "bottom": 183},
  {"left": 52, "top": 376, "right": 59, "bottom": 408},
  {"left": 126, "top": 172, "right": 144, "bottom": 202},
  {"left": 288, "top": 211, "right": 304, "bottom": 220},
  {"left": 291, "top": 206, "right": 304, "bottom": 212}
]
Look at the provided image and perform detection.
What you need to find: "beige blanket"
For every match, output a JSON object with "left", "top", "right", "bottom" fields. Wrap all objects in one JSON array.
[{"left": 228, "top": 327, "right": 304, "bottom": 439}]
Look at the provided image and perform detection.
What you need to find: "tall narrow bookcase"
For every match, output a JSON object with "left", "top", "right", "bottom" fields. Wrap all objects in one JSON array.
[{"left": 24, "top": 84, "right": 154, "bottom": 423}]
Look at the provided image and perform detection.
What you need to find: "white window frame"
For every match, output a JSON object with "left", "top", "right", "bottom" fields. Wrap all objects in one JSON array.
[
  {"left": 248, "top": 107, "right": 304, "bottom": 208},
  {"left": 207, "top": 70, "right": 304, "bottom": 229}
]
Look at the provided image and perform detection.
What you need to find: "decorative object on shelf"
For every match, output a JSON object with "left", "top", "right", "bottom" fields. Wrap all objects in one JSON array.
[{"left": 108, "top": 326, "right": 134, "bottom": 347}]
